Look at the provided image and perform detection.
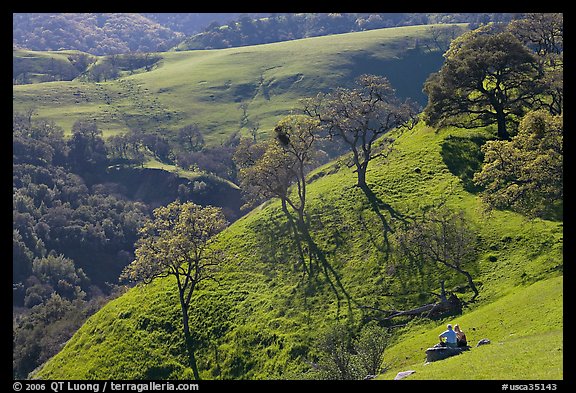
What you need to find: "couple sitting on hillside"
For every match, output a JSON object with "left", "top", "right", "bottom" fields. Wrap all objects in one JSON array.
[{"left": 438, "top": 323, "right": 467, "bottom": 348}]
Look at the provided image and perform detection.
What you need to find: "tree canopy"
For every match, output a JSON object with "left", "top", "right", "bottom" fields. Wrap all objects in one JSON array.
[
  {"left": 122, "top": 201, "right": 227, "bottom": 285},
  {"left": 304, "top": 74, "right": 417, "bottom": 191},
  {"left": 508, "top": 13, "right": 563, "bottom": 61},
  {"left": 234, "top": 115, "right": 321, "bottom": 213},
  {"left": 12, "top": 112, "right": 151, "bottom": 378},
  {"left": 422, "top": 25, "right": 546, "bottom": 140},
  {"left": 473, "top": 109, "right": 563, "bottom": 220}
]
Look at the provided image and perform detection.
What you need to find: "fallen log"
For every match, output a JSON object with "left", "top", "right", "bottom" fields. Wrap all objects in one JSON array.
[{"left": 361, "top": 292, "right": 462, "bottom": 321}]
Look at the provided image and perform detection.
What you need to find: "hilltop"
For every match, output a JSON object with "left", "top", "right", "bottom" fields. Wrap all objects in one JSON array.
[
  {"left": 13, "top": 24, "right": 462, "bottom": 145},
  {"left": 12, "top": 13, "right": 515, "bottom": 55},
  {"left": 12, "top": 13, "right": 185, "bottom": 55},
  {"left": 32, "top": 120, "right": 563, "bottom": 380},
  {"left": 176, "top": 13, "right": 517, "bottom": 50}
]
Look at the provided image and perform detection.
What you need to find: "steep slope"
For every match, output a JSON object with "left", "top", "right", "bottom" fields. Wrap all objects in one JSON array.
[
  {"left": 33, "top": 122, "right": 562, "bottom": 380},
  {"left": 13, "top": 25, "right": 457, "bottom": 144}
]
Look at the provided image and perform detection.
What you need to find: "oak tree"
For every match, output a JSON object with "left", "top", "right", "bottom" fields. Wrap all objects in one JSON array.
[
  {"left": 121, "top": 201, "right": 228, "bottom": 380},
  {"left": 473, "top": 110, "right": 563, "bottom": 220},
  {"left": 233, "top": 115, "right": 321, "bottom": 276},
  {"left": 178, "top": 124, "right": 205, "bottom": 152},
  {"left": 304, "top": 74, "right": 417, "bottom": 191},
  {"left": 396, "top": 206, "right": 480, "bottom": 301},
  {"left": 422, "top": 25, "right": 545, "bottom": 140},
  {"left": 234, "top": 115, "right": 320, "bottom": 219},
  {"left": 508, "top": 13, "right": 563, "bottom": 116}
]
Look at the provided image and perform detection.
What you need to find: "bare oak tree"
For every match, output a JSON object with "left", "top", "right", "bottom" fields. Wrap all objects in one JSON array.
[
  {"left": 304, "top": 74, "right": 417, "bottom": 192},
  {"left": 233, "top": 115, "right": 321, "bottom": 276},
  {"left": 396, "top": 206, "right": 479, "bottom": 301}
]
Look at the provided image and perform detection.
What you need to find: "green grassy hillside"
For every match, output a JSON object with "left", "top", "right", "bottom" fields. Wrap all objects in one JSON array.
[
  {"left": 13, "top": 49, "right": 95, "bottom": 84},
  {"left": 379, "top": 275, "right": 562, "bottom": 380},
  {"left": 13, "top": 25, "right": 456, "bottom": 144},
  {"left": 32, "top": 121, "right": 563, "bottom": 380}
]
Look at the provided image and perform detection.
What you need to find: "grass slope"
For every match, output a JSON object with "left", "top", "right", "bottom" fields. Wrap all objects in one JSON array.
[
  {"left": 380, "top": 275, "right": 563, "bottom": 380},
  {"left": 13, "top": 49, "right": 93, "bottom": 84},
  {"left": 32, "top": 121, "right": 563, "bottom": 381},
  {"left": 13, "top": 25, "right": 453, "bottom": 144}
]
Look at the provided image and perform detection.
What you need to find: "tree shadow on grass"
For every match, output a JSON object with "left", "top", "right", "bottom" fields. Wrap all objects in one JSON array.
[
  {"left": 248, "top": 211, "right": 305, "bottom": 278},
  {"left": 359, "top": 184, "right": 410, "bottom": 260},
  {"left": 249, "top": 208, "right": 355, "bottom": 319},
  {"left": 440, "top": 134, "right": 488, "bottom": 193},
  {"left": 301, "top": 224, "right": 356, "bottom": 319}
]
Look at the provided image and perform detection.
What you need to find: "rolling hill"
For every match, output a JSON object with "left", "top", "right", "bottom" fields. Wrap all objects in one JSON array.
[
  {"left": 13, "top": 24, "right": 462, "bottom": 146},
  {"left": 31, "top": 120, "right": 563, "bottom": 380}
]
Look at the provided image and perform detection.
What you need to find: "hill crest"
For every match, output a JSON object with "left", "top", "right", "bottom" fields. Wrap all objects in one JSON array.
[{"left": 13, "top": 24, "right": 459, "bottom": 145}]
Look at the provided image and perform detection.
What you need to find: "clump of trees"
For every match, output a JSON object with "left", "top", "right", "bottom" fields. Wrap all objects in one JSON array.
[
  {"left": 13, "top": 13, "right": 521, "bottom": 55},
  {"left": 179, "top": 13, "right": 520, "bottom": 50},
  {"left": 420, "top": 14, "right": 563, "bottom": 221},
  {"left": 13, "top": 13, "right": 184, "bottom": 55},
  {"left": 233, "top": 77, "right": 418, "bottom": 312},
  {"left": 422, "top": 14, "right": 563, "bottom": 140},
  {"left": 106, "top": 124, "right": 240, "bottom": 184},
  {"left": 12, "top": 113, "right": 151, "bottom": 378}
]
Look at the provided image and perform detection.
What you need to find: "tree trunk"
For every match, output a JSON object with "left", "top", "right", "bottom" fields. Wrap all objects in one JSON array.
[
  {"left": 357, "top": 164, "right": 368, "bottom": 190},
  {"left": 362, "top": 291, "right": 462, "bottom": 321},
  {"left": 495, "top": 109, "right": 510, "bottom": 140},
  {"left": 459, "top": 269, "right": 479, "bottom": 301},
  {"left": 350, "top": 145, "right": 369, "bottom": 190},
  {"left": 180, "top": 293, "right": 200, "bottom": 380}
]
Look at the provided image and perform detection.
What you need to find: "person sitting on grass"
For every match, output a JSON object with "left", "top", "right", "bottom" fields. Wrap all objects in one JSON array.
[
  {"left": 439, "top": 323, "right": 458, "bottom": 348},
  {"left": 454, "top": 324, "right": 468, "bottom": 347}
]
